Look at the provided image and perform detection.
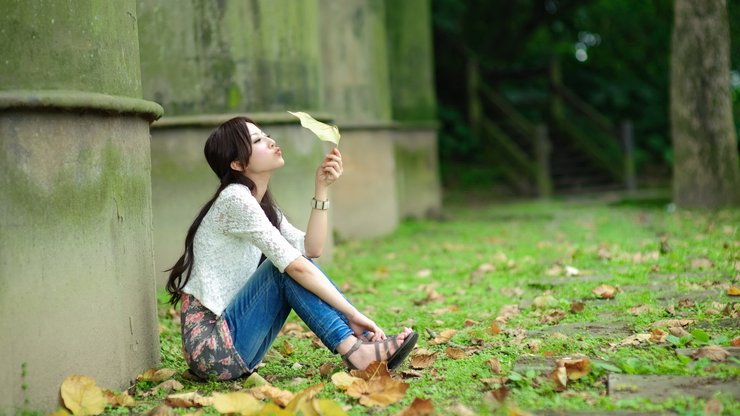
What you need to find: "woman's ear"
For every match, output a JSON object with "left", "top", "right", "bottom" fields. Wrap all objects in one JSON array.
[{"left": 230, "top": 160, "right": 245, "bottom": 172}]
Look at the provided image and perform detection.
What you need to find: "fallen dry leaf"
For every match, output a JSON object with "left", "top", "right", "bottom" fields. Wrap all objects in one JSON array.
[
  {"left": 628, "top": 304, "right": 650, "bottom": 316},
  {"left": 619, "top": 333, "right": 651, "bottom": 346},
  {"left": 250, "top": 385, "right": 294, "bottom": 407},
  {"left": 651, "top": 319, "right": 695, "bottom": 329},
  {"left": 704, "top": 398, "right": 723, "bottom": 415},
  {"left": 281, "top": 340, "right": 294, "bottom": 355},
  {"left": 285, "top": 383, "right": 325, "bottom": 414},
  {"left": 732, "top": 337, "right": 740, "bottom": 347},
  {"left": 489, "top": 385, "right": 509, "bottom": 403},
  {"left": 400, "top": 369, "right": 424, "bottom": 379},
  {"left": 446, "top": 347, "right": 467, "bottom": 360},
  {"left": 532, "top": 294, "right": 557, "bottom": 309},
  {"left": 331, "top": 372, "right": 362, "bottom": 390},
  {"left": 486, "top": 358, "right": 502, "bottom": 374},
  {"left": 48, "top": 410, "right": 71, "bottom": 416},
  {"left": 650, "top": 328, "right": 668, "bottom": 343},
  {"left": 351, "top": 361, "right": 392, "bottom": 381},
  {"left": 346, "top": 377, "right": 409, "bottom": 407},
  {"left": 102, "top": 389, "right": 135, "bottom": 407},
  {"left": 212, "top": 392, "right": 262, "bottom": 415},
  {"left": 143, "top": 405, "right": 175, "bottom": 416},
  {"left": 541, "top": 309, "right": 566, "bottom": 324},
  {"left": 691, "top": 345, "right": 730, "bottom": 362},
  {"left": 428, "top": 329, "right": 457, "bottom": 345},
  {"left": 690, "top": 258, "right": 713, "bottom": 270},
  {"left": 550, "top": 365, "right": 568, "bottom": 391},
  {"left": 165, "top": 392, "right": 213, "bottom": 408},
  {"left": 258, "top": 402, "right": 291, "bottom": 415},
  {"left": 410, "top": 349, "right": 437, "bottom": 369},
  {"left": 416, "top": 268, "right": 432, "bottom": 278},
  {"left": 669, "top": 326, "right": 691, "bottom": 338},
  {"left": 592, "top": 284, "right": 618, "bottom": 299},
  {"left": 464, "top": 319, "right": 477, "bottom": 327},
  {"left": 728, "top": 286, "right": 740, "bottom": 296},
  {"left": 393, "top": 397, "right": 434, "bottom": 416},
  {"left": 138, "top": 368, "right": 177, "bottom": 382},
  {"left": 557, "top": 357, "right": 591, "bottom": 380},
  {"left": 569, "top": 301, "right": 585, "bottom": 313},
  {"left": 60, "top": 375, "right": 107, "bottom": 416},
  {"left": 497, "top": 305, "right": 520, "bottom": 323},
  {"left": 319, "top": 362, "right": 335, "bottom": 377},
  {"left": 485, "top": 322, "right": 502, "bottom": 335}
]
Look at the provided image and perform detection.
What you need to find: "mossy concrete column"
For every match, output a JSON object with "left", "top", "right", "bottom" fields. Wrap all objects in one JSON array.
[
  {"left": 385, "top": 0, "right": 442, "bottom": 219},
  {"left": 137, "top": 0, "right": 331, "bottom": 288},
  {"left": 0, "top": 0, "right": 162, "bottom": 412},
  {"left": 318, "top": 0, "right": 400, "bottom": 239}
]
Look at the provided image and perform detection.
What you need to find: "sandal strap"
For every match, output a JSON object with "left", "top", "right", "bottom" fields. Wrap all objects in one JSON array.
[
  {"left": 389, "top": 335, "right": 399, "bottom": 350},
  {"left": 340, "top": 338, "right": 363, "bottom": 361}
]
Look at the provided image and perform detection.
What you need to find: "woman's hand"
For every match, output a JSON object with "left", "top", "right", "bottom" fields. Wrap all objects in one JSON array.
[
  {"left": 315, "top": 148, "right": 343, "bottom": 190},
  {"left": 347, "top": 310, "right": 386, "bottom": 341}
]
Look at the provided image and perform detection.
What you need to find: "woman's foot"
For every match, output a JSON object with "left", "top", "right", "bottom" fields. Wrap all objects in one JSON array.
[{"left": 337, "top": 327, "right": 415, "bottom": 370}]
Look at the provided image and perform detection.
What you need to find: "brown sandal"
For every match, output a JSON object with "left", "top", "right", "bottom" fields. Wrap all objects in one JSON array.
[{"left": 340, "top": 331, "right": 419, "bottom": 370}]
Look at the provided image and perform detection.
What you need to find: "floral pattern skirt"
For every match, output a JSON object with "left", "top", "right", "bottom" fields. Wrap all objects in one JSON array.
[{"left": 181, "top": 293, "right": 248, "bottom": 380}]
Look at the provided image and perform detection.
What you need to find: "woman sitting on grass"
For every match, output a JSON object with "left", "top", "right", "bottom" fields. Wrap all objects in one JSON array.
[{"left": 166, "top": 116, "right": 418, "bottom": 380}]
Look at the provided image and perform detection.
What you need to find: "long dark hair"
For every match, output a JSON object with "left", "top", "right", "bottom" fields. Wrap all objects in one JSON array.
[{"left": 166, "top": 116, "right": 281, "bottom": 306}]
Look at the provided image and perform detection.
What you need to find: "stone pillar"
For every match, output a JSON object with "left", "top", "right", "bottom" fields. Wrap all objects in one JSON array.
[
  {"left": 385, "top": 0, "right": 442, "bottom": 219},
  {"left": 0, "top": 0, "right": 162, "bottom": 412},
  {"left": 318, "top": 0, "right": 400, "bottom": 239},
  {"left": 137, "top": 0, "right": 331, "bottom": 288}
]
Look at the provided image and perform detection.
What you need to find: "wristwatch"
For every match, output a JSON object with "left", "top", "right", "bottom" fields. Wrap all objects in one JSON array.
[{"left": 311, "top": 197, "right": 330, "bottom": 210}]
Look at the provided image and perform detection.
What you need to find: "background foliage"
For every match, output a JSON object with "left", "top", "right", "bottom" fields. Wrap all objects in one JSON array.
[{"left": 432, "top": 0, "right": 740, "bottom": 190}]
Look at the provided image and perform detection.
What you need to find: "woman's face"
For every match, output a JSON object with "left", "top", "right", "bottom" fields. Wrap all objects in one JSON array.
[{"left": 244, "top": 122, "right": 284, "bottom": 175}]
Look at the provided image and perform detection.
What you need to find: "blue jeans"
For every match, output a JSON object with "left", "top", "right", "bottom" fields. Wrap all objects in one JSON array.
[{"left": 223, "top": 259, "right": 354, "bottom": 371}]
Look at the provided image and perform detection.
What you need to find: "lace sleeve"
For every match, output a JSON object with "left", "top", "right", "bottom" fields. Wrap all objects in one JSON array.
[
  {"left": 215, "top": 186, "right": 302, "bottom": 272},
  {"left": 279, "top": 213, "right": 306, "bottom": 255}
]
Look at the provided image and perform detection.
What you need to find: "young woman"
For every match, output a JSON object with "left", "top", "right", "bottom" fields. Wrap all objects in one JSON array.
[{"left": 166, "top": 116, "right": 418, "bottom": 380}]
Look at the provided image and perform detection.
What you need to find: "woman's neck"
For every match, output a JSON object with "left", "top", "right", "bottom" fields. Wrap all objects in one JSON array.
[{"left": 248, "top": 172, "right": 271, "bottom": 201}]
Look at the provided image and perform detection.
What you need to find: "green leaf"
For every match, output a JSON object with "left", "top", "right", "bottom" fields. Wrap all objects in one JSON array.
[
  {"left": 507, "top": 371, "right": 523, "bottom": 382},
  {"left": 677, "top": 354, "right": 692, "bottom": 365},
  {"left": 690, "top": 329, "right": 710, "bottom": 343},
  {"left": 593, "top": 361, "right": 622, "bottom": 373},
  {"left": 665, "top": 335, "right": 681, "bottom": 346}
]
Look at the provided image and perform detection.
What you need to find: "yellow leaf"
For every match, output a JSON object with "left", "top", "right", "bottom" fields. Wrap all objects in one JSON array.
[
  {"left": 728, "top": 285, "right": 740, "bottom": 296},
  {"left": 137, "top": 368, "right": 177, "bottom": 382},
  {"left": 258, "top": 403, "right": 292, "bottom": 415},
  {"left": 312, "top": 399, "right": 348, "bottom": 416},
  {"left": 345, "top": 377, "right": 409, "bottom": 407},
  {"left": 285, "top": 383, "right": 324, "bottom": 413},
  {"left": 102, "top": 389, "right": 135, "bottom": 407},
  {"left": 331, "top": 372, "right": 362, "bottom": 390},
  {"left": 48, "top": 409, "right": 72, "bottom": 416},
  {"left": 60, "top": 375, "right": 107, "bottom": 416},
  {"left": 212, "top": 392, "right": 262, "bottom": 416},
  {"left": 165, "top": 392, "right": 213, "bottom": 408},
  {"left": 288, "top": 111, "right": 341, "bottom": 146},
  {"left": 250, "top": 385, "right": 294, "bottom": 407}
]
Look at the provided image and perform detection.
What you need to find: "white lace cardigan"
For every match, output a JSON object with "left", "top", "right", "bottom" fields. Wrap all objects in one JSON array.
[{"left": 182, "top": 184, "right": 305, "bottom": 316}]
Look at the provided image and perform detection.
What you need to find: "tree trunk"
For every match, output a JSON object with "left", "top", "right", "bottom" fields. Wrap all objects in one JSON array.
[{"left": 670, "top": 0, "right": 740, "bottom": 208}]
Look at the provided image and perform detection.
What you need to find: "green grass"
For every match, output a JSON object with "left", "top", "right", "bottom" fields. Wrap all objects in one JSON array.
[{"left": 149, "top": 195, "right": 739, "bottom": 415}]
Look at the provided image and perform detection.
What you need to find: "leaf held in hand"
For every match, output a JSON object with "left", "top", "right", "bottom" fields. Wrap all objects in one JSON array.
[
  {"left": 60, "top": 375, "right": 107, "bottom": 416},
  {"left": 288, "top": 111, "right": 341, "bottom": 146}
]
